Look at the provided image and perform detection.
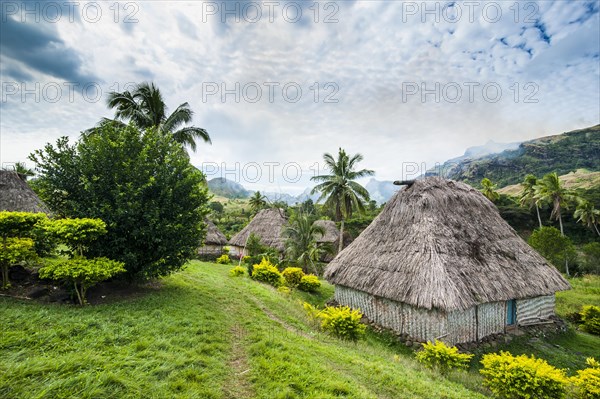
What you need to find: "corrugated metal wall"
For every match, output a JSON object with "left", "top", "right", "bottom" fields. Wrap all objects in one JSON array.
[{"left": 517, "top": 295, "right": 555, "bottom": 324}]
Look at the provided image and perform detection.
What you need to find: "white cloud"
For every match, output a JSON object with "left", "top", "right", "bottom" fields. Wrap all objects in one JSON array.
[{"left": 1, "top": 0, "right": 598, "bottom": 189}]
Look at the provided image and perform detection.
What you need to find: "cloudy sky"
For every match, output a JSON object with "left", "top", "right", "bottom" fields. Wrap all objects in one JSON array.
[{"left": 1, "top": 0, "right": 599, "bottom": 194}]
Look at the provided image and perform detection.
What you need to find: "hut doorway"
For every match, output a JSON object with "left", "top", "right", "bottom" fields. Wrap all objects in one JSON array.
[{"left": 506, "top": 300, "right": 517, "bottom": 325}]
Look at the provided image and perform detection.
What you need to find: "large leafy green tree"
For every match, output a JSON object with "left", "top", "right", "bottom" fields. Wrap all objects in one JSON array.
[
  {"left": 30, "top": 124, "right": 209, "bottom": 280},
  {"left": 519, "top": 174, "right": 543, "bottom": 228},
  {"left": 94, "top": 82, "right": 211, "bottom": 152},
  {"left": 311, "top": 148, "right": 374, "bottom": 253},
  {"left": 528, "top": 226, "right": 577, "bottom": 275},
  {"left": 283, "top": 212, "right": 328, "bottom": 274}
]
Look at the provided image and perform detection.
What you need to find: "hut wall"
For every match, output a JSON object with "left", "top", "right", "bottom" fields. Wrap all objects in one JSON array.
[
  {"left": 198, "top": 244, "right": 224, "bottom": 256},
  {"left": 516, "top": 295, "right": 555, "bottom": 325},
  {"left": 334, "top": 286, "right": 447, "bottom": 342},
  {"left": 476, "top": 302, "right": 505, "bottom": 340},
  {"left": 229, "top": 246, "right": 245, "bottom": 258},
  {"left": 447, "top": 308, "right": 476, "bottom": 344}
]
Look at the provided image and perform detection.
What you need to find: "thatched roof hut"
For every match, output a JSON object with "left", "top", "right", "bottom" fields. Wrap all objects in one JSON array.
[
  {"left": 198, "top": 218, "right": 228, "bottom": 257},
  {"left": 203, "top": 219, "right": 227, "bottom": 246},
  {"left": 313, "top": 220, "right": 340, "bottom": 245},
  {"left": 0, "top": 170, "right": 51, "bottom": 214},
  {"left": 326, "top": 177, "right": 570, "bottom": 344},
  {"left": 229, "top": 208, "right": 288, "bottom": 254}
]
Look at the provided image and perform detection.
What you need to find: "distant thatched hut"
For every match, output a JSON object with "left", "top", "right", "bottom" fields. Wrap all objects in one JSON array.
[
  {"left": 313, "top": 220, "right": 340, "bottom": 262},
  {"left": 0, "top": 170, "right": 50, "bottom": 214},
  {"left": 198, "top": 219, "right": 228, "bottom": 258},
  {"left": 229, "top": 208, "right": 288, "bottom": 257},
  {"left": 325, "top": 178, "right": 570, "bottom": 345}
]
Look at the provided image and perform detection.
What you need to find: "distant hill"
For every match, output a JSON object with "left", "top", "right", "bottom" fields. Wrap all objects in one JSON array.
[
  {"left": 427, "top": 125, "right": 600, "bottom": 187},
  {"left": 207, "top": 178, "right": 250, "bottom": 199},
  {"left": 498, "top": 169, "right": 600, "bottom": 196}
]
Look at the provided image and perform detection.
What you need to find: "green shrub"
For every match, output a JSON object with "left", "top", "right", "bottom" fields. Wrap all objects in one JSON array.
[
  {"left": 45, "top": 218, "right": 107, "bottom": 257},
  {"left": 229, "top": 266, "right": 245, "bottom": 277},
  {"left": 571, "top": 358, "right": 600, "bottom": 399},
  {"left": 251, "top": 258, "right": 283, "bottom": 287},
  {"left": 0, "top": 237, "right": 36, "bottom": 289},
  {"left": 277, "top": 286, "right": 291, "bottom": 295},
  {"left": 480, "top": 351, "right": 569, "bottom": 399},
  {"left": 222, "top": 246, "right": 230, "bottom": 255},
  {"left": 0, "top": 211, "right": 47, "bottom": 237},
  {"left": 39, "top": 257, "right": 126, "bottom": 305},
  {"left": 216, "top": 254, "right": 231, "bottom": 265},
  {"left": 298, "top": 274, "right": 321, "bottom": 292},
  {"left": 415, "top": 340, "right": 473, "bottom": 374},
  {"left": 282, "top": 267, "right": 305, "bottom": 287},
  {"left": 580, "top": 305, "right": 600, "bottom": 335},
  {"left": 304, "top": 304, "right": 366, "bottom": 341}
]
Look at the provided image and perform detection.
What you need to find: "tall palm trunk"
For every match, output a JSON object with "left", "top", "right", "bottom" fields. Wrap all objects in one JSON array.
[
  {"left": 594, "top": 223, "right": 600, "bottom": 237},
  {"left": 535, "top": 205, "right": 542, "bottom": 228},
  {"left": 338, "top": 219, "right": 345, "bottom": 253},
  {"left": 557, "top": 206, "right": 570, "bottom": 276}
]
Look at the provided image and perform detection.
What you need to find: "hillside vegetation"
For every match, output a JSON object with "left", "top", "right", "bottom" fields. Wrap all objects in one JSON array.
[
  {"left": 498, "top": 169, "right": 600, "bottom": 196},
  {"left": 435, "top": 125, "right": 600, "bottom": 187}
]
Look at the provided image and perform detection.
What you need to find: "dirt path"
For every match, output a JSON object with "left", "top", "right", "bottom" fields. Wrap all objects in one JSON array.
[{"left": 222, "top": 324, "right": 254, "bottom": 399}]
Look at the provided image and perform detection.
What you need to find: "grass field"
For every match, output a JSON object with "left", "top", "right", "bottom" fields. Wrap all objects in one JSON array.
[
  {"left": 1, "top": 262, "right": 598, "bottom": 398},
  {"left": 1, "top": 261, "right": 486, "bottom": 399}
]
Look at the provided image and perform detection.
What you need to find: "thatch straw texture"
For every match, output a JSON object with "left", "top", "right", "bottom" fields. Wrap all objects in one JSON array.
[
  {"left": 325, "top": 177, "right": 570, "bottom": 312},
  {"left": 313, "top": 220, "right": 340, "bottom": 244},
  {"left": 203, "top": 219, "right": 227, "bottom": 245},
  {"left": 229, "top": 208, "right": 288, "bottom": 251},
  {"left": 0, "top": 170, "right": 51, "bottom": 214}
]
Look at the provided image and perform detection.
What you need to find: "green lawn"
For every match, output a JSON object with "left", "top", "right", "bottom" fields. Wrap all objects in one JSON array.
[
  {"left": 1, "top": 261, "right": 486, "bottom": 399},
  {"left": 556, "top": 274, "right": 600, "bottom": 317}
]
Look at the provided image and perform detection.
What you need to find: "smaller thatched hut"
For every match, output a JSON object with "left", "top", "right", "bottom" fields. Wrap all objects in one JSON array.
[
  {"left": 198, "top": 219, "right": 228, "bottom": 258},
  {"left": 313, "top": 220, "right": 340, "bottom": 262},
  {"left": 229, "top": 208, "right": 287, "bottom": 257},
  {"left": 325, "top": 178, "right": 571, "bottom": 345},
  {"left": 0, "top": 170, "right": 50, "bottom": 214}
]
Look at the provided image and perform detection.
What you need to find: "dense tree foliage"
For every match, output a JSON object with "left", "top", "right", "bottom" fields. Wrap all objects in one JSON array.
[{"left": 30, "top": 124, "right": 209, "bottom": 280}]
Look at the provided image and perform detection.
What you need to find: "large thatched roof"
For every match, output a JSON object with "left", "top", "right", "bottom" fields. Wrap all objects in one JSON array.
[
  {"left": 229, "top": 208, "right": 288, "bottom": 251},
  {"left": 325, "top": 178, "right": 570, "bottom": 312},
  {"left": 203, "top": 219, "right": 227, "bottom": 245},
  {"left": 0, "top": 170, "right": 51, "bottom": 214},
  {"left": 314, "top": 220, "right": 340, "bottom": 243}
]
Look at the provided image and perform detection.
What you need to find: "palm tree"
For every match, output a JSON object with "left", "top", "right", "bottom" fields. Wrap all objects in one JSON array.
[
  {"left": 14, "top": 162, "right": 34, "bottom": 181},
  {"left": 535, "top": 172, "right": 578, "bottom": 276},
  {"left": 311, "top": 148, "right": 374, "bottom": 253},
  {"left": 534, "top": 172, "right": 575, "bottom": 236},
  {"left": 519, "top": 174, "right": 543, "bottom": 228},
  {"left": 95, "top": 82, "right": 211, "bottom": 152},
  {"left": 480, "top": 178, "right": 500, "bottom": 203},
  {"left": 283, "top": 212, "right": 327, "bottom": 274},
  {"left": 574, "top": 199, "right": 600, "bottom": 237},
  {"left": 249, "top": 191, "right": 267, "bottom": 214}
]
